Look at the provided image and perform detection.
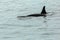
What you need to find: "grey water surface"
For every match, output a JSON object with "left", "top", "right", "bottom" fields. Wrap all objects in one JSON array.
[{"left": 0, "top": 0, "right": 60, "bottom": 40}]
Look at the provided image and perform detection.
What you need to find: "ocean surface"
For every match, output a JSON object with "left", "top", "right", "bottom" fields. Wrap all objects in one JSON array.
[{"left": 0, "top": 0, "right": 60, "bottom": 40}]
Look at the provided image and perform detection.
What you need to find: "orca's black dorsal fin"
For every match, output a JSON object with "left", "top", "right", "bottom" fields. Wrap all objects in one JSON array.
[{"left": 41, "top": 6, "right": 47, "bottom": 14}]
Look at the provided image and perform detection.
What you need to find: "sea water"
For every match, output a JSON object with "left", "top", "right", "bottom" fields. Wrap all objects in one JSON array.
[{"left": 0, "top": 0, "right": 60, "bottom": 40}]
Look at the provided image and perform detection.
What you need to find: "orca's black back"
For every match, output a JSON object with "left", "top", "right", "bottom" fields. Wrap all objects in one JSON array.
[{"left": 41, "top": 6, "right": 47, "bottom": 14}]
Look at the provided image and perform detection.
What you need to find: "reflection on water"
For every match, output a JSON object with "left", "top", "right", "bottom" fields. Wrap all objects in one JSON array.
[{"left": 0, "top": 11, "right": 60, "bottom": 40}]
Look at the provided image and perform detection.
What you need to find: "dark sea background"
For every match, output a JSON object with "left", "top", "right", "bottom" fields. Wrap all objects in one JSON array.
[{"left": 0, "top": 0, "right": 60, "bottom": 40}]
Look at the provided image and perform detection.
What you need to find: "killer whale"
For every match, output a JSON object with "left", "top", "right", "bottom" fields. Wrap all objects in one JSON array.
[
  {"left": 27, "top": 6, "right": 47, "bottom": 17},
  {"left": 17, "top": 6, "right": 47, "bottom": 18}
]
